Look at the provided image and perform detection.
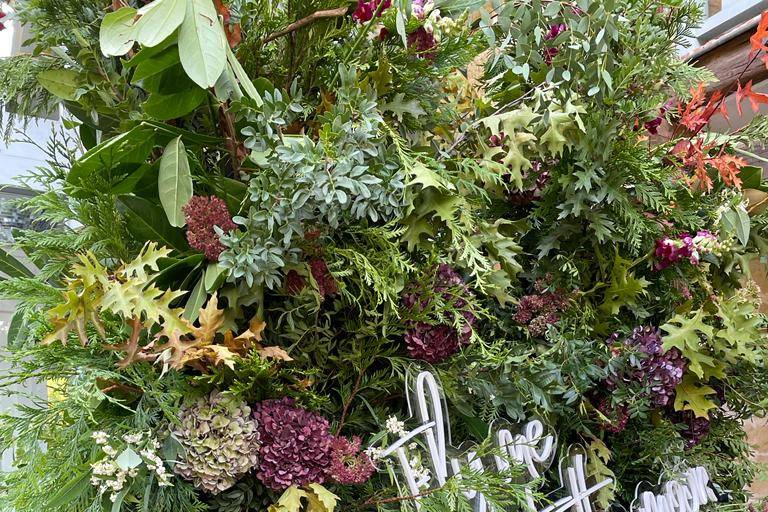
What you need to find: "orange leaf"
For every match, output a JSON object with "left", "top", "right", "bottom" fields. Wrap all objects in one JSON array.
[
  {"left": 750, "top": 11, "right": 768, "bottom": 55},
  {"left": 708, "top": 154, "right": 747, "bottom": 189}
]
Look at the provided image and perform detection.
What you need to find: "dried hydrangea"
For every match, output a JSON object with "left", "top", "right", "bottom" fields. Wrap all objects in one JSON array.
[
  {"left": 595, "top": 397, "right": 630, "bottom": 434},
  {"left": 402, "top": 264, "right": 476, "bottom": 363},
  {"left": 328, "top": 436, "right": 376, "bottom": 485},
  {"left": 183, "top": 196, "right": 237, "bottom": 261},
  {"left": 309, "top": 259, "right": 338, "bottom": 298},
  {"left": 513, "top": 277, "right": 569, "bottom": 336},
  {"left": 253, "top": 397, "right": 333, "bottom": 490},
  {"left": 172, "top": 392, "right": 260, "bottom": 494}
]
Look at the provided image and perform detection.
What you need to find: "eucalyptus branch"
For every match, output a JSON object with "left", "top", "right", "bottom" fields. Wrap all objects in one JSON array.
[{"left": 263, "top": 6, "right": 349, "bottom": 44}]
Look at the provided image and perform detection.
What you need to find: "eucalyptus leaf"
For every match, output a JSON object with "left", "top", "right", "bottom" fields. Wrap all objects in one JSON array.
[
  {"left": 178, "top": 0, "right": 228, "bottom": 88},
  {"left": 158, "top": 136, "right": 193, "bottom": 227}
]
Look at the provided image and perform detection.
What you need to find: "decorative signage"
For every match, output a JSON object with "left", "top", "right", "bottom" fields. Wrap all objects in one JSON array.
[{"left": 375, "top": 369, "right": 717, "bottom": 512}]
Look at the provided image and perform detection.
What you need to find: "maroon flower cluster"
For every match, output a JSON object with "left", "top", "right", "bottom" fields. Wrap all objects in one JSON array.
[
  {"left": 407, "top": 27, "right": 437, "bottom": 59},
  {"left": 329, "top": 436, "right": 376, "bottom": 485},
  {"left": 543, "top": 23, "right": 567, "bottom": 65},
  {"left": 622, "top": 326, "right": 687, "bottom": 408},
  {"left": 253, "top": 398, "right": 374, "bottom": 490},
  {"left": 672, "top": 410, "right": 711, "bottom": 448},
  {"left": 654, "top": 230, "right": 719, "bottom": 270},
  {"left": 353, "top": 0, "right": 391, "bottom": 22},
  {"left": 513, "top": 278, "right": 569, "bottom": 336},
  {"left": 402, "top": 265, "right": 477, "bottom": 363},
  {"left": 508, "top": 161, "right": 552, "bottom": 205},
  {"left": 0, "top": 12, "right": 6, "bottom": 31},
  {"left": 595, "top": 396, "right": 630, "bottom": 433},
  {"left": 183, "top": 196, "right": 237, "bottom": 261},
  {"left": 309, "top": 259, "right": 339, "bottom": 298}
]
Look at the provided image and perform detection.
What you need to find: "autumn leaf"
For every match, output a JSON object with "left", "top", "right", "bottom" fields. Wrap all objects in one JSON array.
[
  {"left": 735, "top": 80, "right": 768, "bottom": 115},
  {"left": 306, "top": 484, "right": 339, "bottom": 512},
  {"left": 750, "top": 11, "right": 768, "bottom": 56},
  {"left": 193, "top": 293, "right": 225, "bottom": 344},
  {"left": 674, "top": 375, "right": 717, "bottom": 418},
  {"left": 258, "top": 346, "right": 293, "bottom": 361},
  {"left": 708, "top": 154, "right": 747, "bottom": 189}
]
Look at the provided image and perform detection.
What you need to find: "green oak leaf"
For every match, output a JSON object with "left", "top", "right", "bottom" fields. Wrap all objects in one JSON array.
[
  {"left": 661, "top": 309, "right": 715, "bottom": 379},
  {"left": 674, "top": 375, "right": 717, "bottom": 419}
]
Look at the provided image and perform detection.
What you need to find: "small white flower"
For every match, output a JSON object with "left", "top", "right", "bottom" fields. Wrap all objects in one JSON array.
[
  {"left": 408, "top": 442, "right": 417, "bottom": 450},
  {"left": 91, "top": 431, "right": 109, "bottom": 445},
  {"left": 365, "top": 446, "right": 385, "bottom": 460},
  {"left": 123, "top": 432, "right": 144, "bottom": 444},
  {"left": 102, "top": 445, "right": 117, "bottom": 457},
  {"left": 385, "top": 416, "right": 407, "bottom": 436}
]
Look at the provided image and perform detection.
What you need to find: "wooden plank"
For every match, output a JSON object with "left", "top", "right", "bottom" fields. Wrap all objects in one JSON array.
[{"left": 694, "top": 29, "right": 768, "bottom": 95}]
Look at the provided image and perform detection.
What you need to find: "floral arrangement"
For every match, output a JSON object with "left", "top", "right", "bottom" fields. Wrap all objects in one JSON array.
[{"left": 2, "top": 0, "right": 768, "bottom": 510}]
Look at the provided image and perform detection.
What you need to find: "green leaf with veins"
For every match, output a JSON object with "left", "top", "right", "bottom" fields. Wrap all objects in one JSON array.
[{"left": 661, "top": 308, "right": 716, "bottom": 379}]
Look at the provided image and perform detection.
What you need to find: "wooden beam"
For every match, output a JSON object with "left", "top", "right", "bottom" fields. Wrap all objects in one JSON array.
[{"left": 694, "top": 28, "right": 768, "bottom": 95}]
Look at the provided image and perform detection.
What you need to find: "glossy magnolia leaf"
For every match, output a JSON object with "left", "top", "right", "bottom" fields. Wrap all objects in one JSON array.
[
  {"left": 132, "top": 46, "right": 181, "bottom": 82},
  {"left": 37, "top": 69, "right": 80, "bottom": 101},
  {"left": 144, "top": 88, "right": 207, "bottom": 120},
  {"left": 134, "top": 0, "right": 187, "bottom": 47},
  {"left": 178, "top": 0, "right": 227, "bottom": 88},
  {"left": 158, "top": 136, "right": 193, "bottom": 227},
  {"left": 118, "top": 195, "right": 189, "bottom": 252},
  {"left": 100, "top": 6, "right": 138, "bottom": 56}
]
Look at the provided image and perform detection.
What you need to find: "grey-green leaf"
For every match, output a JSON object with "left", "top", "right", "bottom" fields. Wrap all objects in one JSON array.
[
  {"left": 100, "top": 6, "right": 138, "bottom": 56},
  {"left": 159, "top": 136, "right": 193, "bottom": 227},
  {"left": 178, "top": 0, "right": 227, "bottom": 88},
  {"left": 135, "top": 0, "right": 188, "bottom": 47},
  {"left": 183, "top": 276, "right": 207, "bottom": 321}
]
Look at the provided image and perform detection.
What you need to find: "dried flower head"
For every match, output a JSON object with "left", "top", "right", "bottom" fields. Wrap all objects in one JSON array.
[
  {"left": 329, "top": 436, "right": 376, "bottom": 485},
  {"left": 172, "top": 391, "right": 260, "bottom": 494},
  {"left": 183, "top": 196, "right": 237, "bottom": 261},
  {"left": 253, "top": 397, "right": 333, "bottom": 491}
]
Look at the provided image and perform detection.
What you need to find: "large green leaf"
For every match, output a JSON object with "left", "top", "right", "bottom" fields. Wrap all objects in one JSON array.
[
  {"left": 226, "top": 44, "right": 263, "bottom": 105},
  {"left": 68, "top": 124, "right": 158, "bottom": 188},
  {"left": 135, "top": 0, "right": 188, "bottom": 47},
  {"left": 178, "top": 0, "right": 227, "bottom": 88},
  {"left": 158, "top": 136, "right": 193, "bottom": 227},
  {"left": 118, "top": 195, "right": 189, "bottom": 252},
  {"left": 37, "top": 69, "right": 81, "bottom": 101},
  {"left": 0, "top": 246, "right": 33, "bottom": 278},
  {"left": 661, "top": 309, "right": 716, "bottom": 379},
  {"left": 100, "top": 6, "right": 138, "bottom": 56},
  {"left": 132, "top": 46, "right": 181, "bottom": 82},
  {"left": 183, "top": 275, "right": 207, "bottom": 321},
  {"left": 144, "top": 88, "right": 207, "bottom": 120}
]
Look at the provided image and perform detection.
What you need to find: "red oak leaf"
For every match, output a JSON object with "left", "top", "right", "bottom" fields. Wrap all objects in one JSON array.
[
  {"left": 750, "top": 11, "right": 768, "bottom": 56},
  {"left": 708, "top": 154, "right": 747, "bottom": 189},
  {"left": 736, "top": 80, "right": 768, "bottom": 115}
]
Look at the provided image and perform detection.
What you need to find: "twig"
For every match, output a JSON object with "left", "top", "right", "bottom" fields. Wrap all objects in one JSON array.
[
  {"left": 359, "top": 488, "right": 439, "bottom": 508},
  {"left": 263, "top": 7, "right": 349, "bottom": 44},
  {"left": 335, "top": 366, "right": 366, "bottom": 435}
]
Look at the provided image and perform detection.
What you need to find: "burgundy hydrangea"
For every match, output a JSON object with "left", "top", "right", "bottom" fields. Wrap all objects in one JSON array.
[
  {"left": 407, "top": 27, "right": 437, "bottom": 59},
  {"left": 508, "top": 161, "right": 551, "bottom": 205},
  {"left": 328, "top": 436, "right": 376, "bottom": 485},
  {"left": 0, "top": 12, "right": 6, "bottom": 31},
  {"left": 253, "top": 398, "right": 334, "bottom": 491},
  {"left": 353, "top": 0, "right": 391, "bottom": 22},
  {"left": 606, "top": 326, "right": 687, "bottom": 408},
  {"left": 513, "top": 278, "right": 569, "bottom": 336},
  {"left": 673, "top": 410, "right": 711, "bottom": 449},
  {"left": 183, "top": 196, "right": 237, "bottom": 261},
  {"left": 644, "top": 99, "right": 673, "bottom": 135},
  {"left": 309, "top": 259, "right": 338, "bottom": 298},
  {"left": 596, "top": 396, "right": 630, "bottom": 433},
  {"left": 402, "top": 264, "right": 477, "bottom": 363},
  {"left": 285, "top": 269, "right": 306, "bottom": 295}
]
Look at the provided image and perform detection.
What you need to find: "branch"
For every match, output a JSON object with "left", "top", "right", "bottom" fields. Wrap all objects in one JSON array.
[
  {"left": 263, "top": 6, "right": 349, "bottom": 44},
  {"left": 335, "top": 366, "right": 366, "bottom": 435}
]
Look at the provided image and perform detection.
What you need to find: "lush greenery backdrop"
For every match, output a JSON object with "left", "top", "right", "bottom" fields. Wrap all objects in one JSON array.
[{"left": 1, "top": 0, "right": 768, "bottom": 510}]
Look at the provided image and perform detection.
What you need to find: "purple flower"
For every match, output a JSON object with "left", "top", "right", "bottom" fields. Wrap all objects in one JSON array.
[
  {"left": 654, "top": 230, "right": 720, "bottom": 270},
  {"left": 544, "top": 23, "right": 567, "bottom": 40},
  {"left": 329, "top": 436, "right": 376, "bottom": 485},
  {"left": 402, "top": 265, "right": 476, "bottom": 363},
  {"left": 353, "top": 0, "right": 391, "bottom": 22},
  {"left": 309, "top": 259, "right": 338, "bottom": 298},
  {"left": 183, "top": 196, "right": 237, "bottom": 261},
  {"left": 596, "top": 396, "right": 630, "bottom": 433},
  {"left": 407, "top": 27, "right": 437, "bottom": 60},
  {"left": 644, "top": 99, "right": 674, "bottom": 135},
  {"left": 513, "top": 278, "right": 569, "bottom": 336},
  {"left": 252, "top": 398, "right": 333, "bottom": 491}
]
